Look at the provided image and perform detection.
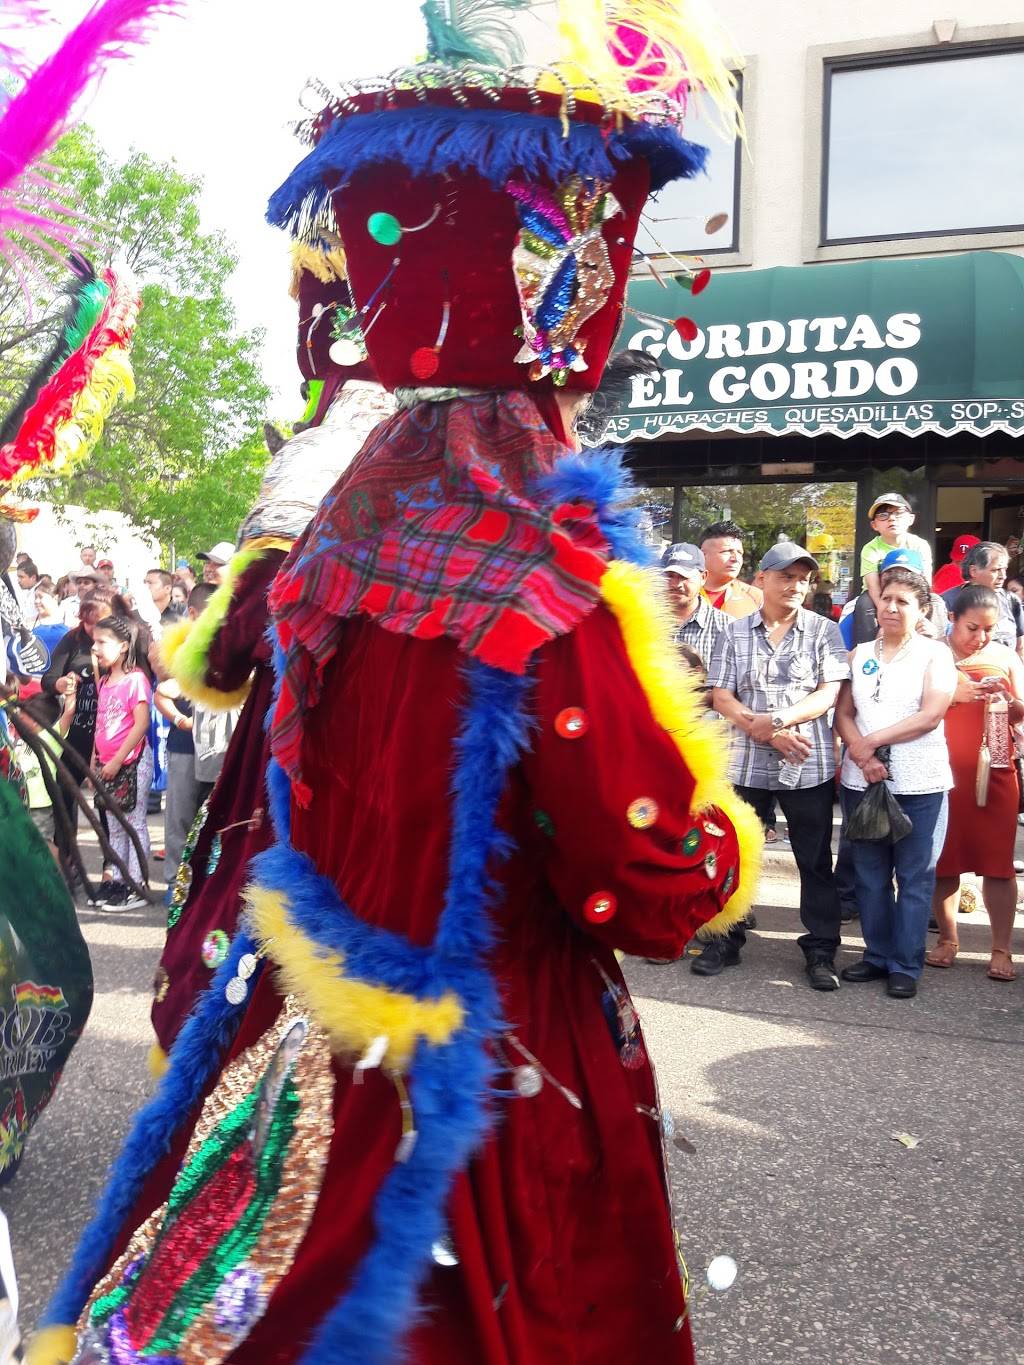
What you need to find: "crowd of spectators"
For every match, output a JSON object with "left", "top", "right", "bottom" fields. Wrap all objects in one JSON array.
[
  {"left": 2, "top": 539, "right": 237, "bottom": 909},
  {"left": 662, "top": 496, "right": 1023, "bottom": 998}
]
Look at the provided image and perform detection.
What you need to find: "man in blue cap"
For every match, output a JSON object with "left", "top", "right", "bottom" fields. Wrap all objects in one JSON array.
[
  {"left": 702, "top": 541, "right": 850, "bottom": 989},
  {"left": 660, "top": 541, "right": 729, "bottom": 672}
]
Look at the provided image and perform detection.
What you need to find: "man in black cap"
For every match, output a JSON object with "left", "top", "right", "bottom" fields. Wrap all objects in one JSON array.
[
  {"left": 701, "top": 541, "right": 850, "bottom": 989},
  {"left": 661, "top": 542, "right": 729, "bottom": 672}
]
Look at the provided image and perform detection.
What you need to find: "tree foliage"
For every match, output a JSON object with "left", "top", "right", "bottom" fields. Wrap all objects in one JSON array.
[{"left": 0, "top": 127, "right": 272, "bottom": 560}]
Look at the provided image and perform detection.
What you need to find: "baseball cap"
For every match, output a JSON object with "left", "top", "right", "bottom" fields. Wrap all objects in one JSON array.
[
  {"left": 868, "top": 492, "right": 912, "bottom": 519},
  {"left": 97, "top": 558, "right": 114, "bottom": 569},
  {"left": 950, "top": 533, "right": 980, "bottom": 563},
  {"left": 197, "top": 541, "right": 235, "bottom": 565},
  {"left": 759, "top": 542, "right": 818, "bottom": 574},
  {"left": 661, "top": 542, "right": 705, "bottom": 576},
  {"left": 880, "top": 547, "right": 924, "bottom": 573}
]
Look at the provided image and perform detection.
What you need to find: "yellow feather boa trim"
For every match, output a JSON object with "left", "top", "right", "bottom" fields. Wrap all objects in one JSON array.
[
  {"left": 24, "top": 1325, "right": 77, "bottom": 1365},
  {"left": 246, "top": 886, "right": 465, "bottom": 1070},
  {"left": 599, "top": 560, "right": 762, "bottom": 933},
  {"left": 146, "top": 1041, "right": 169, "bottom": 1081},
  {"left": 159, "top": 536, "right": 292, "bottom": 711}
]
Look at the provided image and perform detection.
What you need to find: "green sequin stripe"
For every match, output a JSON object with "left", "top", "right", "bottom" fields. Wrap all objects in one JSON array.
[
  {"left": 521, "top": 229, "right": 557, "bottom": 260},
  {"left": 89, "top": 1092, "right": 261, "bottom": 1328},
  {"left": 145, "top": 1085, "right": 300, "bottom": 1355}
]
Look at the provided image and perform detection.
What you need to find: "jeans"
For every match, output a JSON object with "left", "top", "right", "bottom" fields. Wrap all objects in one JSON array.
[
  {"left": 840, "top": 787, "right": 948, "bottom": 979},
  {"left": 731, "top": 779, "right": 842, "bottom": 961}
]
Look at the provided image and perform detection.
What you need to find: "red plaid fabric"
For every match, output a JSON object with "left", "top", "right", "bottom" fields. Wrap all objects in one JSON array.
[{"left": 269, "top": 392, "right": 609, "bottom": 798}]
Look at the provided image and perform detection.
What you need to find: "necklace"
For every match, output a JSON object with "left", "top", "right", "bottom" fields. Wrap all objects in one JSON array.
[{"left": 864, "top": 635, "right": 913, "bottom": 701}]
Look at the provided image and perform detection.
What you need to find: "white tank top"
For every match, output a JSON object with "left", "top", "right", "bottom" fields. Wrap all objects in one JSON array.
[{"left": 841, "top": 638, "right": 956, "bottom": 794}]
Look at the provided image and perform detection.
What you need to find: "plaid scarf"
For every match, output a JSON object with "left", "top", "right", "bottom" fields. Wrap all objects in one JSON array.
[{"left": 269, "top": 391, "right": 609, "bottom": 798}]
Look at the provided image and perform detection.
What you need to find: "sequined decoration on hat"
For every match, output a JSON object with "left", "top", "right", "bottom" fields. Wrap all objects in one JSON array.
[
  {"left": 206, "top": 832, "right": 223, "bottom": 877},
  {"left": 681, "top": 827, "right": 702, "bottom": 857},
  {"left": 627, "top": 797, "right": 659, "bottom": 830},
  {"left": 704, "top": 851, "right": 718, "bottom": 879},
  {"left": 506, "top": 175, "right": 622, "bottom": 385},
  {"left": 201, "top": 929, "right": 230, "bottom": 970},
  {"left": 703, "top": 820, "right": 726, "bottom": 839},
  {"left": 78, "top": 1002, "right": 335, "bottom": 1363}
]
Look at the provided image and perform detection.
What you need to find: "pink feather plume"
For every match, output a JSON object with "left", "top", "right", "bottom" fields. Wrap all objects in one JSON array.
[{"left": 0, "top": 0, "right": 182, "bottom": 286}]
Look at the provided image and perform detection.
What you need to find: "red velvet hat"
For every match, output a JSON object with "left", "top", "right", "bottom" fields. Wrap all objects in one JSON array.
[{"left": 268, "top": 79, "right": 709, "bottom": 397}]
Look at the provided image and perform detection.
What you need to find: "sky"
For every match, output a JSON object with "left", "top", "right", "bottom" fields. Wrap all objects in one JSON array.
[{"left": 38, "top": 0, "right": 425, "bottom": 414}]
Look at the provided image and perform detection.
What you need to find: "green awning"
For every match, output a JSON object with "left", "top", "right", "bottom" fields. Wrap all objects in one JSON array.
[{"left": 601, "top": 250, "right": 1024, "bottom": 443}]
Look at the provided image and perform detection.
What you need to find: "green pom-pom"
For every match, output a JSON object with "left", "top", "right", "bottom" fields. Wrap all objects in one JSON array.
[{"left": 368, "top": 212, "right": 402, "bottom": 246}]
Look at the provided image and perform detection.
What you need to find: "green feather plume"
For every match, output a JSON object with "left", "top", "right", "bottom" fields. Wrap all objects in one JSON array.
[{"left": 421, "top": 0, "right": 531, "bottom": 68}]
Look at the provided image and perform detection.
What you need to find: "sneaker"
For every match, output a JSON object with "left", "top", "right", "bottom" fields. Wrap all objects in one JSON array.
[
  {"left": 100, "top": 884, "right": 148, "bottom": 912},
  {"left": 87, "top": 880, "right": 115, "bottom": 907},
  {"left": 690, "top": 940, "right": 741, "bottom": 976},
  {"left": 806, "top": 958, "right": 840, "bottom": 991}
]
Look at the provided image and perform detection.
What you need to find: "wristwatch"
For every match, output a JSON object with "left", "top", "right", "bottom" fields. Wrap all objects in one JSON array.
[{"left": 770, "top": 713, "right": 786, "bottom": 732}]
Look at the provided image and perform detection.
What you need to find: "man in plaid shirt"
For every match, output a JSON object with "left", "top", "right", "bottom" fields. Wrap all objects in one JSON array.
[
  {"left": 699, "top": 542, "right": 851, "bottom": 990},
  {"left": 662, "top": 542, "right": 728, "bottom": 673}
]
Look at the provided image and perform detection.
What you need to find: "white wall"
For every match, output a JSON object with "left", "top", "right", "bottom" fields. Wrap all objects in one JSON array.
[{"left": 713, "top": 1, "right": 1024, "bottom": 269}]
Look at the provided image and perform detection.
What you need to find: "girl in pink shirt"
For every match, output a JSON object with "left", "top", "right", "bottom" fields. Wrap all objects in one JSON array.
[{"left": 90, "top": 615, "right": 153, "bottom": 910}]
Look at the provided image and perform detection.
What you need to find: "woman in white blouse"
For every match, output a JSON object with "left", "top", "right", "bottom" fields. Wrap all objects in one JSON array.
[{"left": 834, "top": 568, "right": 957, "bottom": 999}]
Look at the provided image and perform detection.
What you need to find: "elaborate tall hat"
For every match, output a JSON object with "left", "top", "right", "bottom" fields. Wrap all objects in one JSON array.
[{"left": 268, "top": 0, "right": 740, "bottom": 398}]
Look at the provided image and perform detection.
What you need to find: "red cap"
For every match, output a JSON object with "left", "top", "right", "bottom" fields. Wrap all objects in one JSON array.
[{"left": 951, "top": 533, "right": 980, "bottom": 562}]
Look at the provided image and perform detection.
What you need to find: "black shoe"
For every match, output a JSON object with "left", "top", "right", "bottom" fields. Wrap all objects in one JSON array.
[
  {"left": 100, "top": 884, "right": 130, "bottom": 913},
  {"left": 806, "top": 958, "right": 840, "bottom": 991},
  {"left": 87, "top": 880, "right": 115, "bottom": 907},
  {"left": 887, "top": 972, "right": 917, "bottom": 999},
  {"left": 839, "top": 903, "right": 859, "bottom": 923},
  {"left": 643, "top": 957, "right": 675, "bottom": 966},
  {"left": 840, "top": 959, "right": 888, "bottom": 983},
  {"left": 746, "top": 913, "right": 757, "bottom": 931},
  {"left": 690, "top": 940, "right": 741, "bottom": 976}
]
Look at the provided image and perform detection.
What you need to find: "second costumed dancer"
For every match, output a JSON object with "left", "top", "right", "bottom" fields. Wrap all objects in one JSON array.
[{"left": 36, "top": 3, "right": 762, "bottom": 1362}]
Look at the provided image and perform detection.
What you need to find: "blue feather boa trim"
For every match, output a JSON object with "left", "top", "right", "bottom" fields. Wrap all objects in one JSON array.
[{"left": 267, "top": 105, "right": 707, "bottom": 232}]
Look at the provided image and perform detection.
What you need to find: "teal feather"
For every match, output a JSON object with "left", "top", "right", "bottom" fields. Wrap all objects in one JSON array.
[{"left": 421, "top": 0, "right": 531, "bottom": 68}]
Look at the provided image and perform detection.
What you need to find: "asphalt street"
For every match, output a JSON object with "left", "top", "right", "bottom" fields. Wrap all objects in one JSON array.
[{"left": 7, "top": 818, "right": 1024, "bottom": 1363}]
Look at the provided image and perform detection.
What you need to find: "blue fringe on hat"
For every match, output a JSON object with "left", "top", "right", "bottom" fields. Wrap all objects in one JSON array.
[{"left": 267, "top": 104, "right": 707, "bottom": 233}]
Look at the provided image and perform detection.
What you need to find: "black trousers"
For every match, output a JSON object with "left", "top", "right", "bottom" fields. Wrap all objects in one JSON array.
[{"left": 729, "top": 779, "right": 842, "bottom": 960}]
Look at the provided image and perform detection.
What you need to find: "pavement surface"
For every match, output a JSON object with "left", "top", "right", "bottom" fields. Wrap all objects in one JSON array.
[{"left": 6, "top": 815, "right": 1024, "bottom": 1364}]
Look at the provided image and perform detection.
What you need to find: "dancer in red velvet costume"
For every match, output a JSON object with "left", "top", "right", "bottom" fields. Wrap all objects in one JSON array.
[
  {"left": 151, "top": 242, "right": 394, "bottom": 1064},
  {"left": 39, "top": 9, "right": 761, "bottom": 1364}
]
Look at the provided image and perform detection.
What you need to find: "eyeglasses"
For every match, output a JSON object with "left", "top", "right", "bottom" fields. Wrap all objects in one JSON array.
[{"left": 873, "top": 508, "right": 908, "bottom": 520}]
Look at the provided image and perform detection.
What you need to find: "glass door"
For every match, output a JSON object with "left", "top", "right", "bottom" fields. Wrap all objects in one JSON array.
[{"left": 675, "top": 481, "right": 858, "bottom": 607}]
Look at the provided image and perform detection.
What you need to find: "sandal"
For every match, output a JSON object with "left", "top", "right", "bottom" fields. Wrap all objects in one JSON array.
[
  {"left": 926, "top": 939, "right": 959, "bottom": 969},
  {"left": 764, "top": 828, "right": 778, "bottom": 844},
  {"left": 987, "top": 949, "right": 1017, "bottom": 982}
]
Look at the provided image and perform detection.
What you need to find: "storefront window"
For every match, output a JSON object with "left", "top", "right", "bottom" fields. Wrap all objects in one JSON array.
[
  {"left": 634, "top": 76, "right": 742, "bottom": 258},
  {"left": 634, "top": 486, "right": 675, "bottom": 549},
  {"left": 675, "top": 481, "right": 858, "bottom": 605},
  {"left": 823, "top": 47, "right": 1024, "bottom": 243}
]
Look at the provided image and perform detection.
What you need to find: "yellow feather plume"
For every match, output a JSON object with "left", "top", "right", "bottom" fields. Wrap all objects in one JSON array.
[
  {"left": 288, "top": 238, "right": 349, "bottom": 300},
  {"left": 553, "top": 0, "right": 743, "bottom": 134}
]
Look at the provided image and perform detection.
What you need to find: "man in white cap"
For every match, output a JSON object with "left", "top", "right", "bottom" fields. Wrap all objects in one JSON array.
[
  {"left": 702, "top": 541, "right": 850, "bottom": 990},
  {"left": 197, "top": 541, "right": 234, "bottom": 586},
  {"left": 660, "top": 542, "right": 728, "bottom": 672}
]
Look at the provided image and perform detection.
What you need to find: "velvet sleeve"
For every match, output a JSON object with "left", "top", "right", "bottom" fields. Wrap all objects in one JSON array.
[
  {"left": 203, "top": 548, "right": 287, "bottom": 693},
  {"left": 521, "top": 602, "right": 753, "bottom": 960}
]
